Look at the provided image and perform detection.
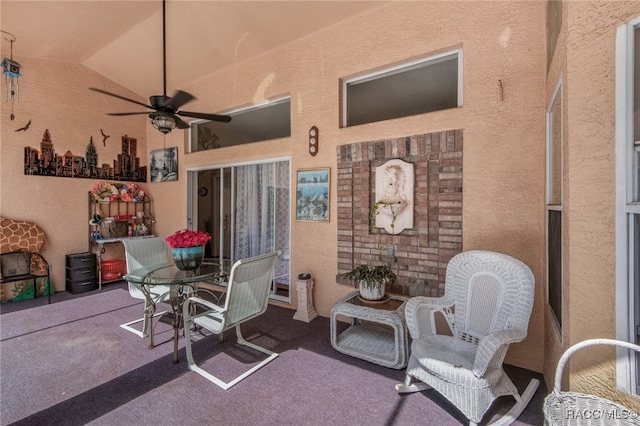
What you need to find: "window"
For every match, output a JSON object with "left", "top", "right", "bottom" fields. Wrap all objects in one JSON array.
[
  {"left": 190, "top": 97, "right": 291, "bottom": 153},
  {"left": 187, "top": 159, "right": 291, "bottom": 302},
  {"left": 547, "top": 79, "right": 563, "bottom": 333},
  {"left": 342, "top": 50, "right": 462, "bottom": 127},
  {"left": 615, "top": 16, "right": 640, "bottom": 396}
]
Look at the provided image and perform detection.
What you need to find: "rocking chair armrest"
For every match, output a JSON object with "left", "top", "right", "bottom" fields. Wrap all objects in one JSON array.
[
  {"left": 473, "top": 328, "right": 527, "bottom": 377},
  {"left": 405, "top": 296, "right": 453, "bottom": 340}
]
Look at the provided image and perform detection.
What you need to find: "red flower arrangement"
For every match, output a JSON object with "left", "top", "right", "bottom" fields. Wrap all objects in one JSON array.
[{"left": 165, "top": 229, "right": 211, "bottom": 248}]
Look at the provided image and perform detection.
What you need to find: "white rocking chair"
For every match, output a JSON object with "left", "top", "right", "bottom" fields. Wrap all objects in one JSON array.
[
  {"left": 396, "top": 250, "right": 540, "bottom": 425},
  {"left": 182, "top": 251, "right": 280, "bottom": 390},
  {"left": 120, "top": 237, "right": 176, "bottom": 347}
]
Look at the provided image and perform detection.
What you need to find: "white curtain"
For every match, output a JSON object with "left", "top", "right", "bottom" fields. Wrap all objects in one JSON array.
[
  {"left": 235, "top": 163, "right": 274, "bottom": 259},
  {"left": 234, "top": 161, "right": 290, "bottom": 286}
]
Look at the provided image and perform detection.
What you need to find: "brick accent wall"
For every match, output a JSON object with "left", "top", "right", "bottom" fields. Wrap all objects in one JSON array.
[{"left": 336, "top": 130, "right": 463, "bottom": 297}]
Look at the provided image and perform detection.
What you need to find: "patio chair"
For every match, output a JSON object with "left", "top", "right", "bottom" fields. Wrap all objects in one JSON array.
[
  {"left": 396, "top": 250, "right": 539, "bottom": 426},
  {"left": 182, "top": 251, "right": 280, "bottom": 390},
  {"left": 120, "top": 237, "right": 176, "bottom": 343},
  {"left": 543, "top": 338, "right": 640, "bottom": 426}
]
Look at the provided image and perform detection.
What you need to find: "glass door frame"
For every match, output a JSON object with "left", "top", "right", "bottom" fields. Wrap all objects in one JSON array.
[{"left": 187, "top": 157, "right": 292, "bottom": 303}]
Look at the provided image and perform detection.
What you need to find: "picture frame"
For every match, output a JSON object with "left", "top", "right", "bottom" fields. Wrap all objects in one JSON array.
[
  {"left": 150, "top": 147, "right": 178, "bottom": 182},
  {"left": 296, "top": 168, "right": 330, "bottom": 221}
]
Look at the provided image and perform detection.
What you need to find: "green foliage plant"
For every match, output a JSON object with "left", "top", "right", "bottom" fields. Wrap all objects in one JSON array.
[{"left": 342, "top": 264, "right": 397, "bottom": 290}]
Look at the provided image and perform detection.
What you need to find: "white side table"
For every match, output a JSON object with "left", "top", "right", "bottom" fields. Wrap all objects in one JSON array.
[{"left": 330, "top": 291, "right": 409, "bottom": 369}]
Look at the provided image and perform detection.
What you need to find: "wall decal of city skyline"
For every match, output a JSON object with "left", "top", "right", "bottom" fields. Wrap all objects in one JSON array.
[{"left": 24, "top": 129, "right": 147, "bottom": 182}]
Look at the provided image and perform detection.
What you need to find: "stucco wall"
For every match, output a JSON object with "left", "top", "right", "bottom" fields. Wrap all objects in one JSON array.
[
  {"left": 560, "top": 1, "right": 640, "bottom": 409},
  {"left": 0, "top": 57, "right": 148, "bottom": 292},
  {"left": 1, "top": 1, "right": 548, "bottom": 373},
  {"left": 178, "top": 1, "right": 547, "bottom": 372}
]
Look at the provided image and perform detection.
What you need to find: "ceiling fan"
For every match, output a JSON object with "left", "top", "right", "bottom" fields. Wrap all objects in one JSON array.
[{"left": 90, "top": 0, "right": 231, "bottom": 134}]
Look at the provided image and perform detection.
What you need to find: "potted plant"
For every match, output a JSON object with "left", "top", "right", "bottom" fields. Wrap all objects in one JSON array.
[
  {"left": 342, "top": 264, "right": 397, "bottom": 301},
  {"left": 165, "top": 229, "right": 211, "bottom": 271}
]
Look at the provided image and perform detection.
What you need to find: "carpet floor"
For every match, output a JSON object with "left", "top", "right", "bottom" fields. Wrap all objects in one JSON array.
[{"left": 0, "top": 283, "right": 547, "bottom": 426}]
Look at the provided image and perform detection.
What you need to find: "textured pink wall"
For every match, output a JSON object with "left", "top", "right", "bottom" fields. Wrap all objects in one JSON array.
[
  {"left": 2, "top": 1, "right": 555, "bottom": 374},
  {"left": 179, "top": 1, "right": 547, "bottom": 372},
  {"left": 548, "top": 2, "right": 640, "bottom": 409},
  {"left": 0, "top": 57, "right": 148, "bottom": 290}
]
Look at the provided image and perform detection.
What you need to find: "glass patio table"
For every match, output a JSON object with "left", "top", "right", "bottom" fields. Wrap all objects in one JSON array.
[{"left": 124, "top": 262, "right": 228, "bottom": 363}]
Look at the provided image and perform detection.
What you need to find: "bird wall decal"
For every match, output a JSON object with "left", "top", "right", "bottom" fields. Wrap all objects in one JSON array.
[
  {"left": 100, "top": 128, "right": 110, "bottom": 146},
  {"left": 15, "top": 119, "right": 30, "bottom": 132}
]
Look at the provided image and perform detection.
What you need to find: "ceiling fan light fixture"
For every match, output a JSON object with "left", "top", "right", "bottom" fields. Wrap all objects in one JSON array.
[{"left": 151, "top": 114, "right": 176, "bottom": 134}]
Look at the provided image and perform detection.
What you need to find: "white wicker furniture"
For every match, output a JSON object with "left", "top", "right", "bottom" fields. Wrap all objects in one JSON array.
[
  {"left": 331, "top": 291, "right": 409, "bottom": 369},
  {"left": 396, "top": 250, "right": 539, "bottom": 426},
  {"left": 182, "top": 251, "right": 280, "bottom": 390},
  {"left": 544, "top": 338, "right": 640, "bottom": 426}
]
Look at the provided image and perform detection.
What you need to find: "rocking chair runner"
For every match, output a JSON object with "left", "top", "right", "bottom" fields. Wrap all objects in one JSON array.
[
  {"left": 182, "top": 251, "right": 280, "bottom": 390},
  {"left": 396, "top": 250, "right": 539, "bottom": 426}
]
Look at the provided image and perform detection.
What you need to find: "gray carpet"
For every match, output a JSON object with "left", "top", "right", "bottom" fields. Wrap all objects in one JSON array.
[{"left": 1, "top": 283, "right": 546, "bottom": 425}]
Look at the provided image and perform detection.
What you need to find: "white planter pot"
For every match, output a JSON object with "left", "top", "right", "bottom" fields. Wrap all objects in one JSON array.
[{"left": 358, "top": 280, "right": 385, "bottom": 301}]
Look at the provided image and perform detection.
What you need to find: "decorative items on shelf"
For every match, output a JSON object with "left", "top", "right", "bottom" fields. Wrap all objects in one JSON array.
[
  {"left": 90, "top": 182, "right": 145, "bottom": 202},
  {"left": 165, "top": 229, "right": 211, "bottom": 271},
  {"left": 89, "top": 214, "right": 103, "bottom": 240},
  {"left": 90, "top": 182, "right": 119, "bottom": 202},
  {"left": 118, "top": 183, "right": 143, "bottom": 201},
  {"left": 89, "top": 184, "right": 153, "bottom": 241},
  {"left": 134, "top": 223, "right": 148, "bottom": 236}
]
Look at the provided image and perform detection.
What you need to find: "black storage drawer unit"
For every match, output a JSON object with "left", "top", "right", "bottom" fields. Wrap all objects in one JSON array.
[{"left": 66, "top": 252, "right": 97, "bottom": 294}]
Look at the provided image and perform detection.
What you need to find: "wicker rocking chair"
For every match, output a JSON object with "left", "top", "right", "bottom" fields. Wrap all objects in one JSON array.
[{"left": 396, "top": 250, "right": 540, "bottom": 425}]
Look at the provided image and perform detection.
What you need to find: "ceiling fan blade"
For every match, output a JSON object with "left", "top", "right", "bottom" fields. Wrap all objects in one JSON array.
[
  {"left": 176, "top": 111, "right": 232, "bottom": 123},
  {"left": 164, "top": 90, "right": 195, "bottom": 111},
  {"left": 174, "top": 115, "right": 190, "bottom": 129},
  {"left": 107, "top": 112, "right": 152, "bottom": 116},
  {"left": 89, "top": 87, "right": 154, "bottom": 110}
]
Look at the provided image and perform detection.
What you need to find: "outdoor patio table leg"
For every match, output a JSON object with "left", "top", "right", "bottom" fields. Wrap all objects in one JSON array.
[
  {"left": 171, "top": 296, "right": 180, "bottom": 363},
  {"left": 169, "top": 285, "right": 192, "bottom": 363},
  {"left": 140, "top": 284, "right": 156, "bottom": 349}
]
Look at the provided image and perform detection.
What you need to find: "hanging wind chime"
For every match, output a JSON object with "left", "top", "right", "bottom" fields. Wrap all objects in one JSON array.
[{"left": 1, "top": 30, "right": 21, "bottom": 121}]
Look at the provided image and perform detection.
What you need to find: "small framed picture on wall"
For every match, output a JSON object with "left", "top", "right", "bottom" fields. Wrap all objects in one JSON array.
[
  {"left": 296, "top": 168, "right": 330, "bottom": 221},
  {"left": 150, "top": 147, "right": 178, "bottom": 182}
]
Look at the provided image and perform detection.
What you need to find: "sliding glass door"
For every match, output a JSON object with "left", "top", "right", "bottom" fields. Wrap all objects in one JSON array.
[{"left": 189, "top": 159, "right": 291, "bottom": 302}]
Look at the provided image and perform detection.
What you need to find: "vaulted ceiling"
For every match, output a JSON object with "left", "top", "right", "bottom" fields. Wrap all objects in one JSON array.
[{"left": 1, "top": 1, "right": 386, "bottom": 100}]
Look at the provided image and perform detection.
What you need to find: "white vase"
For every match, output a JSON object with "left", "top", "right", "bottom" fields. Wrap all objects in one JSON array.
[{"left": 358, "top": 280, "right": 385, "bottom": 301}]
